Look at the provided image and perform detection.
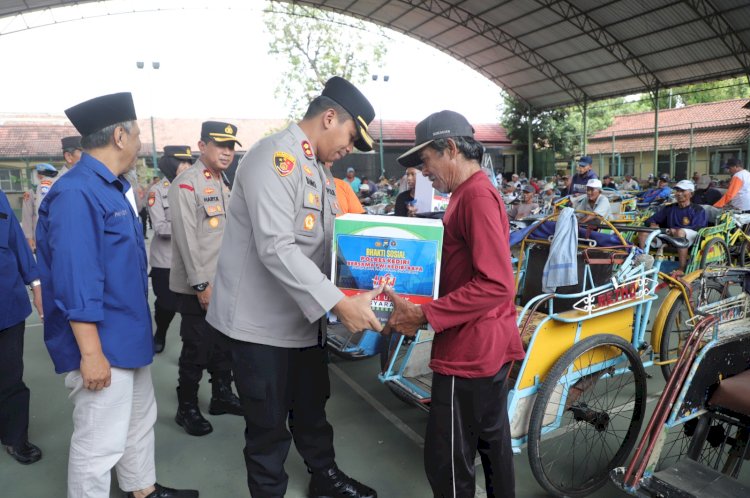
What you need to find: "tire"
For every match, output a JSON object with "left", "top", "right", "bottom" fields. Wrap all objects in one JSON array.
[
  {"left": 699, "top": 237, "right": 730, "bottom": 269},
  {"left": 659, "top": 279, "right": 725, "bottom": 381},
  {"left": 527, "top": 334, "right": 647, "bottom": 497}
]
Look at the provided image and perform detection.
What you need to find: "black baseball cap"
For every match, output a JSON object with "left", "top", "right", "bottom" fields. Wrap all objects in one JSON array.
[
  {"left": 201, "top": 121, "right": 241, "bottom": 146},
  {"left": 321, "top": 76, "right": 375, "bottom": 152},
  {"left": 397, "top": 110, "right": 476, "bottom": 168},
  {"left": 65, "top": 92, "right": 137, "bottom": 138},
  {"left": 658, "top": 173, "right": 670, "bottom": 182},
  {"left": 61, "top": 136, "right": 82, "bottom": 151}
]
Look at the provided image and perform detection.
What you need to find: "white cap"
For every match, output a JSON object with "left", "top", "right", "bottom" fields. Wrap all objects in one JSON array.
[
  {"left": 674, "top": 179, "right": 695, "bottom": 192},
  {"left": 543, "top": 182, "right": 556, "bottom": 191},
  {"left": 586, "top": 179, "right": 602, "bottom": 189}
]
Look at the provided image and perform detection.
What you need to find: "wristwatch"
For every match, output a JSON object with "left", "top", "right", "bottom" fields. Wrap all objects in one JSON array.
[
  {"left": 29, "top": 279, "right": 41, "bottom": 290},
  {"left": 192, "top": 282, "right": 209, "bottom": 292}
]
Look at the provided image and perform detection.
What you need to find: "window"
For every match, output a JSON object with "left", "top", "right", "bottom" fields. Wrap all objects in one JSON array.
[
  {"left": 608, "top": 155, "right": 635, "bottom": 176},
  {"left": 710, "top": 149, "right": 742, "bottom": 175},
  {"left": 0, "top": 169, "right": 23, "bottom": 192},
  {"left": 502, "top": 154, "right": 515, "bottom": 173},
  {"left": 657, "top": 154, "right": 671, "bottom": 177},
  {"left": 674, "top": 153, "right": 689, "bottom": 181}
]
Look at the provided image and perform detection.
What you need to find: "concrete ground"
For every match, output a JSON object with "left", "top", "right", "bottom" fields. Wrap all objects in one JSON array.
[{"left": 3, "top": 233, "right": 749, "bottom": 497}]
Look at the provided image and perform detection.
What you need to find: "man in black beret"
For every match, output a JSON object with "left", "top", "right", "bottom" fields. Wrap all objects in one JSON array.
[
  {"left": 207, "top": 76, "right": 381, "bottom": 497},
  {"left": 60, "top": 135, "right": 82, "bottom": 175},
  {"left": 35, "top": 92, "right": 198, "bottom": 498}
]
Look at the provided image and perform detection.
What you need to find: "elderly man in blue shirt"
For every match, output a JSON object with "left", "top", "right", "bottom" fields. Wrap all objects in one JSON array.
[
  {"left": 0, "top": 189, "right": 43, "bottom": 465},
  {"left": 36, "top": 92, "right": 197, "bottom": 498},
  {"left": 637, "top": 179, "right": 707, "bottom": 274}
]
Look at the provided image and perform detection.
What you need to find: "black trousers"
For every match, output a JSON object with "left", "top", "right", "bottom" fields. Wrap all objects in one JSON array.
[
  {"left": 175, "top": 294, "right": 233, "bottom": 401},
  {"left": 150, "top": 268, "right": 177, "bottom": 340},
  {"left": 226, "top": 337, "right": 335, "bottom": 498},
  {"left": 0, "top": 321, "right": 30, "bottom": 448},
  {"left": 425, "top": 363, "right": 515, "bottom": 498}
]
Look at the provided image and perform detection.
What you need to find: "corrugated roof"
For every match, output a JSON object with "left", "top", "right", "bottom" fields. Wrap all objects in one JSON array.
[{"left": 3, "top": 1, "right": 749, "bottom": 110}]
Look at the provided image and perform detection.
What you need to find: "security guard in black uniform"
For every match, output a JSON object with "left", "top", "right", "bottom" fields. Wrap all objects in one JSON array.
[{"left": 169, "top": 122, "right": 243, "bottom": 436}]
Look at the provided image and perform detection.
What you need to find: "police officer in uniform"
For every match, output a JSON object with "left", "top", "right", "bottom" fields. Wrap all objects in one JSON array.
[
  {"left": 169, "top": 122, "right": 242, "bottom": 436},
  {"left": 59, "top": 135, "right": 83, "bottom": 175},
  {"left": 1, "top": 188, "right": 44, "bottom": 465},
  {"left": 207, "top": 77, "right": 382, "bottom": 498},
  {"left": 148, "top": 146, "right": 193, "bottom": 353},
  {"left": 21, "top": 163, "right": 59, "bottom": 252}
]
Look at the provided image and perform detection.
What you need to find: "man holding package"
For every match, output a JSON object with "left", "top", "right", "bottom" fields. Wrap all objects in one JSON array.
[{"left": 385, "top": 110, "right": 525, "bottom": 498}]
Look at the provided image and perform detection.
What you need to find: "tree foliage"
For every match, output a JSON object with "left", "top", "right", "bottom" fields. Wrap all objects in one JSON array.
[
  {"left": 264, "top": 2, "right": 388, "bottom": 119},
  {"left": 500, "top": 95, "right": 578, "bottom": 158}
]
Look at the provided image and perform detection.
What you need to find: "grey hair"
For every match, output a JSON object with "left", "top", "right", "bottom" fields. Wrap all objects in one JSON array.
[
  {"left": 427, "top": 136, "right": 485, "bottom": 163},
  {"left": 81, "top": 121, "right": 135, "bottom": 150}
]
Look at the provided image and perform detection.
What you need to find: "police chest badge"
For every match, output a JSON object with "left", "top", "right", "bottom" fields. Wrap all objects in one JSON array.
[
  {"left": 148, "top": 192, "right": 156, "bottom": 207},
  {"left": 301, "top": 140, "right": 314, "bottom": 160},
  {"left": 208, "top": 217, "right": 220, "bottom": 228},
  {"left": 273, "top": 152, "right": 296, "bottom": 177},
  {"left": 682, "top": 216, "right": 690, "bottom": 225},
  {"left": 303, "top": 213, "right": 316, "bottom": 231}
]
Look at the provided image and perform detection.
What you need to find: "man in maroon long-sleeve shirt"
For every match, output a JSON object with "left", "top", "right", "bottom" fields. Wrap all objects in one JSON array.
[{"left": 385, "top": 110, "right": 525, "bottom": 498}]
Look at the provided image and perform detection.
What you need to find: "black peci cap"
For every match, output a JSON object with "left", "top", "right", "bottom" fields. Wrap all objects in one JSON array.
[
  {"left": 397, "top": 110, "right": 476, "bottom": 167},
  {"left": 164, "top": 145, "right": 194, "bottom": 161},
  {"left": 321, "top": 76, "right": 375, "bottom": 152},
  {"left": 64, "top": 92, "right": 137, "bottom": 138},
  {"left": 61, "top": 135, "right": 82, "bottom": 151},
  {"left": 201, "top": 121, "right": 241, "bottom": 146}
]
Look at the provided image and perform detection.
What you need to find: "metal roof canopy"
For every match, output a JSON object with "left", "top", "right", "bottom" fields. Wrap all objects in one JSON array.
[{"left": 2, "top": 0, "right": 750, "bottom": 110}]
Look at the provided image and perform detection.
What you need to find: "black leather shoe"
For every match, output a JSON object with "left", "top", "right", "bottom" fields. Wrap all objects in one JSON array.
[
  {"left": 208, "top": 380, "right": 243, "bottom": 416},
  {"left": 175, "top": 403, "right": 213, "bottom": 436},
  {"left": 124, "top": 482, "right": 198, "bottom": 497},
  {"left": 309, "top": 465, "right": 377, "bottom": 498},
  {"left": 5, "top": 441, "right": 42, "bottom": 465},
  {"left": 153, "top": 335, "right": 165, "bottom": 354}
]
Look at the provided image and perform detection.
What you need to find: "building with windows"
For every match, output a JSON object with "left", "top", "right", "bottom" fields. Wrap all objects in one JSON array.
[{"left": 586, "top": 99, "right": 750, "bottom": 181}]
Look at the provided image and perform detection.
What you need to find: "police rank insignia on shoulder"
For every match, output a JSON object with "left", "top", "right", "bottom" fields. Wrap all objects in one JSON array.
[
  {"left": 41, "top": 180, "right": 53, "bottom": 186},
  {"left": 301, "top": 140, "right": 314, "bottom": 159},
  {"left": 163, "top": 181, "right": 169, "bottom": 187},
  {"left": 303, "top": 164, "right": 314, "bottom": 177},
  {"left": 148, "top": 192, "right": 156, "bottom": 207},
  {"left": 683, "top": 217, "right": 690, "bottom": 225},
  {"left": 273, "top": 152, "right": 296, "bottom": 177},
  {"left": 203, "top": 169, "right": 212, "bottom": 180}
]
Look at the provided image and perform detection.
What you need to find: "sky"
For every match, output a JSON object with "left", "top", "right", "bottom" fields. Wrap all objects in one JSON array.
[{"left": 0, "top": 0, "right": 506, "bottom": 124}]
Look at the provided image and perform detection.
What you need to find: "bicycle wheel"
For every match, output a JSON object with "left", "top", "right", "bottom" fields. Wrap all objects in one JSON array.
[
  {"left": 738, "top": 224, "right": 750, "bottom": 268},
  {"left": 658, "top": 279, "right": 725, "bottom": 381},
  {"left": 699, "top": 237, "right": 730, "bottom": 269},
  {"left": 527, "top": 334, "right": 647, "bottom": 497}
]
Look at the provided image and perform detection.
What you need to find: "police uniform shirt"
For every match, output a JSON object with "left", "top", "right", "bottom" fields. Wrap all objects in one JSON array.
[
  {"left": 21, "top": 177, "right": 56, "bottom": 240},
  {"left": 168, "top": 159, "right": 230, "bottom": 294},
  {"left": 645, "top": 202, "right": 707, "bottom": 231},
  {"left": 206, "top": 123, "right": 344, "bottom": 349},
  {"left": 35, "top": 153, "right": 152, "bottom": 374},
  {"left": 147, "top": 179, "right": 173, "bottom": 269},
  {"left": 0, "top": 190, "right": 39, "bottom": 330}
]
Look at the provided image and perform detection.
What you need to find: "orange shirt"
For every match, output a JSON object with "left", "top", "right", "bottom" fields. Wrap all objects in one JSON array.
[{"left": 334, "top": 177, "right": 364, "bottom": 216}]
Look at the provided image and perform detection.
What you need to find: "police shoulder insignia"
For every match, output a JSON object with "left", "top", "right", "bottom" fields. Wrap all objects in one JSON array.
[
  {"left": 273, "top": 151, "right": 296, "bottom": 177},
  {"left": 163, "top": 180, "right": 170, "bottom": 187},
  {"left": 203, "top": 169, "right": 212, "bottom": 180},
  {"left": 23, "top": 192, "right": 30, "bottom": 201},
  {"left": 303, "top": 164, "right": 314, "bottom": 177},
  {"left": 303, "top": 213, "right": 316, "bottom": 231},
  {"left": 40, "top": 180, "right": 53, "bottom": 186},
  {"left": 301, "top": 140, "right": 314, "bottom": 160},
  {"left": 148, "top": 192, "right": 156, "bottom": 207}
]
